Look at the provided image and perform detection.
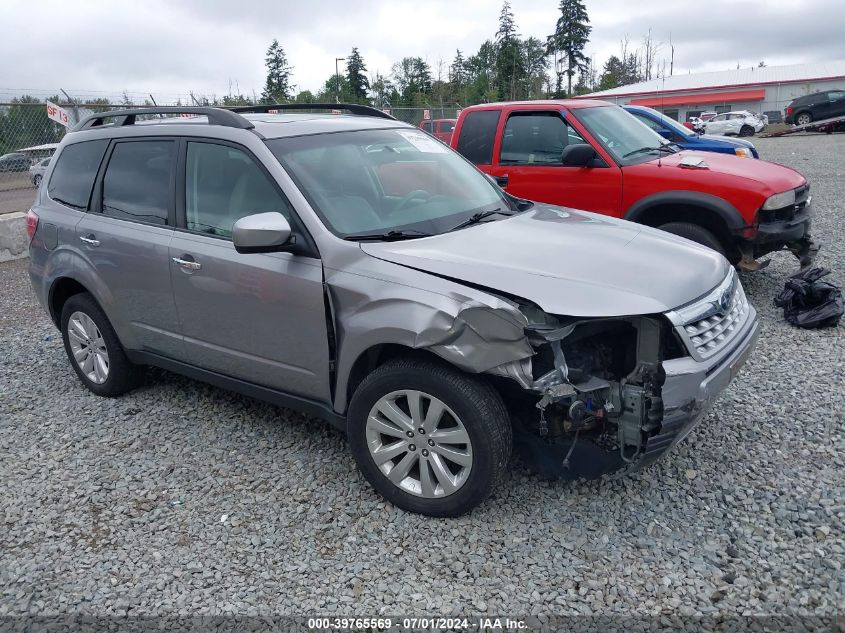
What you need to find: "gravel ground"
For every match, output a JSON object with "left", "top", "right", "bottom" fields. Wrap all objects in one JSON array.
[{"left": 1, "top": 134, "right": 843, "bottom": 620}]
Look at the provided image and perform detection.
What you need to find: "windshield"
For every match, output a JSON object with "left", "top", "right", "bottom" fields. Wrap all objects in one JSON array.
[
  {"left": 572, "top": 105, "right": 673, "bottom": 165},
  {"left": 267, "top": 128, "right": 509, "bottom": 238}
]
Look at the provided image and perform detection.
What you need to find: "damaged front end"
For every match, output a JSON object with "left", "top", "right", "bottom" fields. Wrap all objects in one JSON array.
[{"left": 486, "top": 272, "right": 760, "bottom": 479}]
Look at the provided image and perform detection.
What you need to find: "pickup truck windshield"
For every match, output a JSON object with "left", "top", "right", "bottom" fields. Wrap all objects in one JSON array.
[
  {"left": 268, "top": 128, "right": 508, "bottom": 238},
  {"left": 572, "top": 106, "right": 674, "bottom": 165}
]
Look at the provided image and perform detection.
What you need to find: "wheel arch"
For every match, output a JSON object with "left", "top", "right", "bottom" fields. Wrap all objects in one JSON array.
[
  {"left": 48, "top": 276, "right": 90, "bottom": 327},
  {"left": 624, "top": 191, "right": 743, "bottom": 255},
  {"left": 344, "top": 344, "right": 454, "bottom": 414}
]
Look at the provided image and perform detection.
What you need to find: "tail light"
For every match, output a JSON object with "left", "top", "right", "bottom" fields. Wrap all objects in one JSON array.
[
  {"left": 26, "top": 209, "right": 39, "bottom": 241},
  {"left": 786, "top": 106, "right": 793, "bottom": 115}
]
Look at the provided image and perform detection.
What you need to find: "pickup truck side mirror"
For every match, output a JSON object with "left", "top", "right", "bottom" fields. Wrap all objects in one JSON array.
[
  {"left": 232, "top": 212, "right": 294, "bottom": 254},
  {"left": 561, "top": 143, "right": 598, "bottom": 167},
  {"left": 656, "top": 128, "right": 673, "bottom": 140}
]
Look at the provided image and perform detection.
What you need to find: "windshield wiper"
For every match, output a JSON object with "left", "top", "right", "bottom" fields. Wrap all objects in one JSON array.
[
  {"left": 622, "top": 144, "right": 677, "bottom": 159},
  {"left": 343, "top": 229, "right": 432, "bottom": 242},
  {"left": 448, "top": 208, "right": 512, "bottom": 232}
]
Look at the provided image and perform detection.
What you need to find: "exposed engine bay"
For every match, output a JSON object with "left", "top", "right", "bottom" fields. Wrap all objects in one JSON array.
[{"left": 488, "top": 303, "right": 686, "bottom": 479}]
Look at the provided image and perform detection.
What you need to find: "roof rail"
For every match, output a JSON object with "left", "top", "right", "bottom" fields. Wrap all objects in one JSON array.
[
  {"left": 227, "top": 103, "right": 396, "bottom": 120},
  {"left": 72, "top": 107, "right": 254, "bottom": 132}
]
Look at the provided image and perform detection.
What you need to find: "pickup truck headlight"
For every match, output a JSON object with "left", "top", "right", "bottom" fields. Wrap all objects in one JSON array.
[
  {"left": 734, "top": 147, "right": 753, "bottom": 158},
  {"left": 762, "top": 189, "right": 795, "bottom": 210}
]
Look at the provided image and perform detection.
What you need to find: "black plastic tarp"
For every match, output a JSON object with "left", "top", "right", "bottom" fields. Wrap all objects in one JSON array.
[{"left": 774, "top": 267, "right": 843, "bottom": 329}]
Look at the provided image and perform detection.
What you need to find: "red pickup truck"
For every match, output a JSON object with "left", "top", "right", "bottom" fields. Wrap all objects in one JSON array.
[
  {"left": 420, "top": 118, "right": 457, "bottom": 144},
  {"left": 451, "top": 100, "right": 816, "bottom": 270}
]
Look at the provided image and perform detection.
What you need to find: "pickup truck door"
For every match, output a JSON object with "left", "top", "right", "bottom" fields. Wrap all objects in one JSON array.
[{"left": 485, "top": 109, "right": 623, "bottom": 216}]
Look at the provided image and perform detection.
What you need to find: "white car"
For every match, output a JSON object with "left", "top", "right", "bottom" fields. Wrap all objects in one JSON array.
[
  {"left": 704, "top": 111, "right": 766, "bottom": 137},
  {"left": 29, "top": 157, "right": 51, "bottom": 187}
]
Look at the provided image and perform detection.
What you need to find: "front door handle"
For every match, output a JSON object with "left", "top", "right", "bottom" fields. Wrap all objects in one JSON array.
[
  {"left": 495, "top": 174, "right": 509, "bottom": 188},
  {"left": 172, "top": 257, "right": 201, "bottom": 271},
  {"left": 79, "top": 235, "right": 100, "bottom": 247}
]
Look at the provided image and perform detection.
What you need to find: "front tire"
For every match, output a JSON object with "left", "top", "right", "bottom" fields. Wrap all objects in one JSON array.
[
  {"left": 739, "top": 125, "right": 754, "bottom": 137},
  {"left": 658, "top": 222, "right": 727, "bottom": 257},
  {"left": 60, "top": 293, "right": 141, "bottom": 397},
  {"left": 347, "top": 357, "right": 512, "bottom": 517}
]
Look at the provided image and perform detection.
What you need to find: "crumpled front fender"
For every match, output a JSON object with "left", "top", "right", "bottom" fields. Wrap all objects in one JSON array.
[{"left": 327, "top": 264, "right": 534, "bottom": 414}]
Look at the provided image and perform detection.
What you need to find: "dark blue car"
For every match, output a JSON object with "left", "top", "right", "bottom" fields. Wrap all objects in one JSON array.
[{"left": 624, "top": 105, "right": 760, "bottom": 159}]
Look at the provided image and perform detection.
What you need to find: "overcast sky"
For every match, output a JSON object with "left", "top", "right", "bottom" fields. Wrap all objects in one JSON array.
[{"left": 2, "top": 0, "right": 844, "bottom": 103}]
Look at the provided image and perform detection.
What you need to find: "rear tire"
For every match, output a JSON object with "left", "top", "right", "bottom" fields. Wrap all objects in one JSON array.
[
  {"left": 795, "top": 112, "right": 812, "bottom": 126},
  {"left": 658, "top": 222, "right": 726, "bottom": 257},
  {"left": 347, "top": 357, "right": 511, "bottom": 517},
  {"left": 60, "top": 293, "right": 141, "bottom": 397}
]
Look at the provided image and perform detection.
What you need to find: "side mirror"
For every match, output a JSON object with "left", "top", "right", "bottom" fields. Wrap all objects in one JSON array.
[
  {"left": 232, "top": 212, "right": 293, "bottom": 254},
  {"left": 656, "top": 128, "right": 672, "bottom": 140},
  {"left": 561, "top": 143, "right": 598, "bottom": 167}
]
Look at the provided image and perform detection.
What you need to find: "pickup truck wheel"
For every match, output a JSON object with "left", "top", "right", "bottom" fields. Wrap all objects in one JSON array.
[
  {"left": 347, "top": 357, "right": 511, "bottom": 517},
  {"left": 60, "top": 293, "right": 141, "bottom": 397},
  {"left": 658, "top": 222, "right": 726, "bottom": 257}
]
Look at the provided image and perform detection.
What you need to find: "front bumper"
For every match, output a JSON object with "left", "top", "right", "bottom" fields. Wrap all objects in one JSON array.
[
  {"left": 736, "top": 199, "right": 815, "bottom": 260},
  {"left": 631, "top": 305, "right": 760, "bottom": 471}
]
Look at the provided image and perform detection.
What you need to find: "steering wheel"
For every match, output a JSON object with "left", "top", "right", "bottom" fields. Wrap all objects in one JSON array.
[{"left": 391, "top": 189, "right": 432, "bottom": 216}]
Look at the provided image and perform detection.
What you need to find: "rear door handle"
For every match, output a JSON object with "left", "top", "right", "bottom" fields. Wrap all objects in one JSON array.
[
  {"left": 79, "top": 235, "right": 100, "bottom": 247},
  {"left": 172, "top": 256, "right": 201, "bottom": 271}
]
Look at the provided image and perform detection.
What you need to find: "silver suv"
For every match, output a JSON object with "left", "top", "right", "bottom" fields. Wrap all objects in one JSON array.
[{"left": 28, "top": 105, "right": 760, "bottom": 517}]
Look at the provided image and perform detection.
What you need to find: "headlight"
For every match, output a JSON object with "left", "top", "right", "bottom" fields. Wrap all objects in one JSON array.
[
  {"left": 734, "top": 147, "right": 753, "bottom": 158},
  {"left": 762, "top": 189, "right": 796, "bottom": 210}
]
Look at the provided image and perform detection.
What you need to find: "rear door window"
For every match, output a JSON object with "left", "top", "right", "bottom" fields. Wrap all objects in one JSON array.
[
  {"left": 101, "top": 140, "right": 176, "bottom": 225},
  {"left": 47, "top": 140, "right": 109, "bottom": 210},
  {"left": 455, "top": 110, "right": 500, "bottom": 165}
]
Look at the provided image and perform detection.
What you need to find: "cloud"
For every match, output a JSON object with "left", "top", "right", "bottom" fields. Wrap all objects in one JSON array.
[{"left": 1, "top": 0, "right": 843, "bottom": 102}]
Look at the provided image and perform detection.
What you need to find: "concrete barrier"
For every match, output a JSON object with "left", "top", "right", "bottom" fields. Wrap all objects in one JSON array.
[{"left": 0, "top": 212, "right": 29, "bottom": 262}]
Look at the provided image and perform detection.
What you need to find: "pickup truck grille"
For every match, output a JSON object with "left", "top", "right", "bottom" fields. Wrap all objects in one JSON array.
[{"left": 665, "top": 272, "right": 751, "bottom": 361}]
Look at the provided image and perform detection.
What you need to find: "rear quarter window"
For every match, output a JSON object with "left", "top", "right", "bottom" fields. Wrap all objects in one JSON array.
[
  {"left": 47, "top": 140, "right": 109, "bottom": 210},
  {"left": 456, "top": 110, "right": 500, "bottom": 165}
]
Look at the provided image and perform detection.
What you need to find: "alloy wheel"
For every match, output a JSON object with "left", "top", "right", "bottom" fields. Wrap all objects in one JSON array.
[
  {"left": 365, "top": 389, "right": 473, "bottom": 498},
  {"left": 796, "top": 113, "right": 811, "bottom": 126},
  {"left": 67, "top": 311, "right": 109, "bottom": 384}
]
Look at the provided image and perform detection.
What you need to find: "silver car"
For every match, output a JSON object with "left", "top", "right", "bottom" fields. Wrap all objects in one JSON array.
[
  {"left": 27, "top": 105, "right": 760, "bottom": 516},
  {"left": 29, "top": 156, "right": 51, "bottom": 187}
]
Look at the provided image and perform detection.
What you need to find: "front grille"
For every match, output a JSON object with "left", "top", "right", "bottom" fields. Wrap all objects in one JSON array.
[
  {"left": 665, "top": 272, "right": 751, "bottom": 361},
  {"left": 682, "top": 283, "right": 749, "bottom": 359}
]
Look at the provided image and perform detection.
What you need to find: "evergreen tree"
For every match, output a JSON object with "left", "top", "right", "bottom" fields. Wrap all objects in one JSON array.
[
  {"left": 346, "top": 48, "right": 370, "bottom": 101},
  {"left": 598, "top": 55, "right": 624, "bottom": 90},
  {"left": 495, "top": 1, "right": 525, "bottom": 100},
  {"left": 546, "top": 0, "right": 591, "bottom": 97},
  {"left": 261, "top": 39, "right": 294, "bottom": 103}
]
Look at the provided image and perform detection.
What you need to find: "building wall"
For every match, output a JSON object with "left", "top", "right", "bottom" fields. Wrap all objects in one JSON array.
[{"left": 600, "top": 77, "right": 845, "bottom": 121}]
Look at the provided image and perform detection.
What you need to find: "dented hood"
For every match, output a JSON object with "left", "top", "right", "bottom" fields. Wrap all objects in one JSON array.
[{"left": 361, "top": 205, "right": 730, "bottom": 317}]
